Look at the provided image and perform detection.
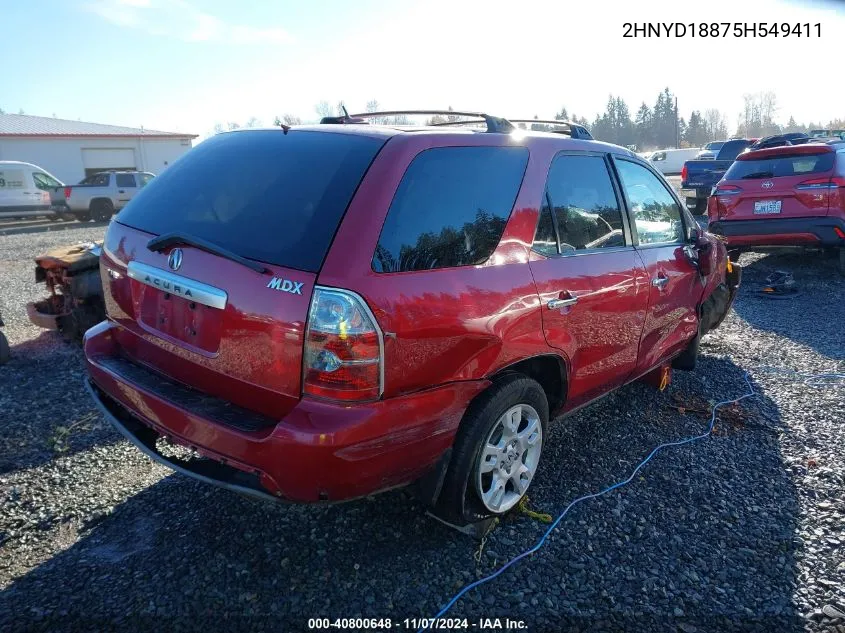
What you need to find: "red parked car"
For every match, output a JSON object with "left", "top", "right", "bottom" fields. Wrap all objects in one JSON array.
[
  {"left": 84, "top": 111, "right": 740, "bottom": 525},
  {"left": 708, "top": 140, "right": 845, "bottom": 275}
]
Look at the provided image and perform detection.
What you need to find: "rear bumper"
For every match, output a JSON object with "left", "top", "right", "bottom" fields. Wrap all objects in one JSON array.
[
  {"left": 708, "top": 216, "right": 845, "bottom": 248},
  {"left": 84, "top": 320, "right": 487, "bottom": 503},
  {"left": 681, "top": 188, "right": 711, "bottom": 201}
]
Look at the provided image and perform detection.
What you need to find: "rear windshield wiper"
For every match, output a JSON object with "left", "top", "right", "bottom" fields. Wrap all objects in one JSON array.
[
  {"left": 740, "top": 171, "right": 774, "bottom": 180},
  {"left": 147, "top": 232, "right": 268, "bottom": 274}
]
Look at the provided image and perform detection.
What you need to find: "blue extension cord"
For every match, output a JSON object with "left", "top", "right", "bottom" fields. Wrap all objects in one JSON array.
[{"left": 420, "top": 366, "right": 845, "bottom": 632}]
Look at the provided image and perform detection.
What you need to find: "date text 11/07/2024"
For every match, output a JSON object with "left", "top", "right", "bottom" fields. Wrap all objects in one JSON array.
[
  {"left": 307, "top": 618, "right": 528, "bottom": 630},
  {"left": 623, "top": 22, "right": 821, "bottom": 38}
]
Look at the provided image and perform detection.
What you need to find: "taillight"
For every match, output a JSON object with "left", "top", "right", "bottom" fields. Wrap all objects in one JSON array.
[
  {"left": 714, "top": 184, "right": 741, "bottom": 196},
  {"left": 795, "top": 177, "right": 836, "bottom": 191},
  {"left": 63, "top": 186, "right": 72, "bottom": 199},
  {"left": 681, "top": 164, "right": 688, "bottom": 182},
  {"left": 795, "top": 176, "right": 845, "bottom": 211},
  {"left": 303, "top": 286, "right": 383, "bottom": 402},
  {"left": 712, "top": 184, "right": 741, "bottom": 219}
]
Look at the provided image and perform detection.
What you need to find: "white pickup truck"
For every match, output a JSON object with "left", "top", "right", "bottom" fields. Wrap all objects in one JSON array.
[{"left": 59, "top": 171, "right": 155, "bottom": 222}]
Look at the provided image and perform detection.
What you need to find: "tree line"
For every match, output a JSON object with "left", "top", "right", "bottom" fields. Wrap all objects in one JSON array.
[{"left": 214, "top": 89, "right": 843, "bottom": 150}]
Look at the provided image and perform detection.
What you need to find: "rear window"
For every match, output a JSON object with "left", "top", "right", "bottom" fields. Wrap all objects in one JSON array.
[
  {"left": 116, "top": 174, "right": 136, "bottom": 188},
  {"left": 716, "top": 141, "right": 751, "bottom": 161},
  {"left": 724, "top": 152, "right": 835, "bottom": 180},
  {"left": 372, "top": 146, "right": 529, "bottom": 273},
  {"left": 116, "top": 130, "right": 385, "bottom": 272}
]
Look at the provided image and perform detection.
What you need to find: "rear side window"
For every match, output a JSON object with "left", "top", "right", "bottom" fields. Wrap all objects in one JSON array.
[
  {"left": 724, "top": 152, "right": 835, "bottom": 180},
  {"left": 716, "top": 141, "right": 751, "bottom": 161},
  {"left": 372, "top": 147, "right": 528, "bottom": 273},
  {"left": 542, "top": 154, "right": 626, "bottom": 253},
  {"left": 116, "top": 174, "right": 136, "bottom": 188},
  {"left": 117, "top": 130, "right": 385, "bottom": 272}
]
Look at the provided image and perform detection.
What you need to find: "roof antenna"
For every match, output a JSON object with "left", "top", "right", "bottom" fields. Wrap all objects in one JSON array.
[
  {"left": 340, "top": 104, "right": 350, "bottom": 120},
  {"left": 279, "top": 122, "right": 291, "bottom": 135}
]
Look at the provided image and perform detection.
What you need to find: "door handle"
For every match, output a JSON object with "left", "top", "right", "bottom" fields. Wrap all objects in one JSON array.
[
  {"left": 651, "top": 276, "right": 669, "bottom": 290},
  {"left": 548, "top": 295, "right": 578, "bottom": 310}
]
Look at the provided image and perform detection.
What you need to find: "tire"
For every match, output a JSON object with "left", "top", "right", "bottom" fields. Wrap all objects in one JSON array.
[
  {"left": 0, "top": 331, "right": 9, "bottom": 365},
  {"left": 435, "top": 375, "right": 549, "bottom": 524},
  {"left": 687, "top": 197, "right": 707, "bottom": 216},
  {"left": 727, "top": 248, "right": 742, "bottom": 262},
  {"left": 90, "top": 199, "right": 114, "bottom": 223},
  {"left": 672, "top": 323, "right": 700, "bottom": 371},
  {"left": 72, "top": 212, "right": 91, "bottom": 222}
]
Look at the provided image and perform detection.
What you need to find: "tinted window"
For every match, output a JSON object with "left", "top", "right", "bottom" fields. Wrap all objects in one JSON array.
[
  {"left": 139, "top": 173, "right": 154, "bottom": 187},
  {"left": 532, "top": 199, "right": 558, "bottom": 256},
  {"left": 32, "top": 172, "right": 62, "bottom": 190},
  {"left": 724, "top": 151, "right": 835, "bottom": 180},
  {"left": 117, "top": 130, "right": 385, "bottom": 272},
  {"left": 716, "top": 141, "right": 752, "bottom": 161},
  {"left": 545, "top": 154, "right": 626, "bottom": 253},
  {"left": 615, "top": 160, "right": 684, "bottom": 245},
  {"left": 372, "top": 146, "right": 528, "bottom": 273},
  {"left": 116, "top": 174, "right": 136, "bottom": 188},
  {"left": 81, "top": 173, "right": 109, "bottom": 186}
]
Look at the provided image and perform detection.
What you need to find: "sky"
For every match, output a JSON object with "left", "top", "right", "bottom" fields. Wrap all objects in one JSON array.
[{"left": 1, "top": 0, "right": 844, "bottom": 140}]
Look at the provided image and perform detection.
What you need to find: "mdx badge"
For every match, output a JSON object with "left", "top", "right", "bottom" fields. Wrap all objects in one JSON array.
[{"left": 267, "top": 277, "right": 304, "bottom": 295}]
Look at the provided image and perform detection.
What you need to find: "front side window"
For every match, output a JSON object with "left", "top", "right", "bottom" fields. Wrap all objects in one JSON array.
[
  {"left": 615, "top": 159, "right": 684, "bottom": 245},
  {"left": 139, "top": 173, "right": 155, "bottom": 187},
  {"left": 538, "top": 154, "right": 626, "bottom": 254},
  {"left": 373, "top": 146, "right": 529, "bottom": 273}
]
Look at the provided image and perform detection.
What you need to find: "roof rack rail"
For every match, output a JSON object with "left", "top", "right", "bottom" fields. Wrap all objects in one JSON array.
[
  {"left": 507, "top": 120, "right": 594, "bottom": 140},
  {"left": 322, "top": 109, "right": 515, "bottom": 134}
]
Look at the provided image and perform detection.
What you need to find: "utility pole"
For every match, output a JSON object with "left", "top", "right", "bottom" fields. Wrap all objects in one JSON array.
[{"left": 675, "top": 96, "right": 680, "bottom": 148}]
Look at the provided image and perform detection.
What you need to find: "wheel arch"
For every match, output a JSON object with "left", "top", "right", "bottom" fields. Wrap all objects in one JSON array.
[
  {"left": 88, "top": 197, "right": 113, "bottom": 210},
  {"left": 487, "top": 353, "right": 569, "bottom": 413}
]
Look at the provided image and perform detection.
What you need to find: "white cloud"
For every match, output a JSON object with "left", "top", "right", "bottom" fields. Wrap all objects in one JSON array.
[{"left": 84, "top": 0, "right": 291, "bottom": 45}]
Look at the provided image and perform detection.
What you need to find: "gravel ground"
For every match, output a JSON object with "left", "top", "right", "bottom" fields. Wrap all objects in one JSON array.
[{"left": 1, "top": 224, "right": 844, "bottom": 633}]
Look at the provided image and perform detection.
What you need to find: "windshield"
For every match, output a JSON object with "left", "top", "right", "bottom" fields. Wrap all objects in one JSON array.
[{"left": 116, "top": 130, "right": 385, "bottom": 272}]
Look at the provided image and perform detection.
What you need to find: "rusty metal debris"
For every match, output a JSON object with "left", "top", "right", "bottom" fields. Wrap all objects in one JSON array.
[{"left": 27, "top": 241, "right": 105, "bottom": 341}]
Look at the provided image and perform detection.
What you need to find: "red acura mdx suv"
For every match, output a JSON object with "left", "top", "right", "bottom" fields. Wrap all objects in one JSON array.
[{"left": 84, "top": 112, "right": 740, "bottom": 525}]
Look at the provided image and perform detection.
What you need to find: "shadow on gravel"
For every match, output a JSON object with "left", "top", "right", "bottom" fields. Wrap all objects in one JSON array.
[
  {"left": 0, "top": 334, "right": 120, "bottom": 474},
  {"left": 0, "top": 356, "right": 805, "bottom": 632},
  {"left": 0, "top": 220, "right": 108, "bottom": 237},
  {"left": 731, "top": 249, "right": 845, "bottom": 360}
]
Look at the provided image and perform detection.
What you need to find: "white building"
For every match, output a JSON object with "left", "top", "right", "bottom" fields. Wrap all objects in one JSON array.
[{"left": 0, "top": 113, "right": 197, "bottom": 184}]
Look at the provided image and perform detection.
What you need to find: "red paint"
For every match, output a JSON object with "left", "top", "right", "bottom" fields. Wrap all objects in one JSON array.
[
  {"left": 725, "top": 233, "right": 822, "bottom": 247},
  {"left": 86, "top": 127, "right": 734, "bottom": 504}
]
